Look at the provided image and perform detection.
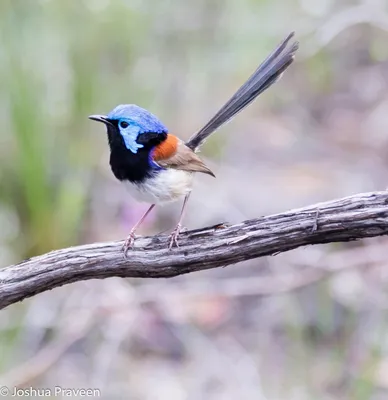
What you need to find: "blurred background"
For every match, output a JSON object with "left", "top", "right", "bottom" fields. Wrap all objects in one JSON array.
[{"left": 1, "top": 0, "right": 388, "bottom": 399}]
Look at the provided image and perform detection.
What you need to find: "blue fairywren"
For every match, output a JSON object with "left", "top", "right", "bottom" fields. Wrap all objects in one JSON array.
[{"left": 89, "top": 32, "right": 298, "bottom": 256}]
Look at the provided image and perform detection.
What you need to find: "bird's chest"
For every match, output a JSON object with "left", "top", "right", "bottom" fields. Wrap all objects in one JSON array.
[
  {"left": 109, "top": 147, "right": 151, "bottom": 183},
  {"left": 109, "top": 145, "right": 193, "bottom": 204},
  {"left": 123, "top": 169, "right": 193, "bottom": 204}
]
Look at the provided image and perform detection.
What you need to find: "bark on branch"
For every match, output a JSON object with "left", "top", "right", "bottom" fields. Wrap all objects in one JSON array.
[{"left": 1, "top": 191, "right": 388, "bottom": 310}]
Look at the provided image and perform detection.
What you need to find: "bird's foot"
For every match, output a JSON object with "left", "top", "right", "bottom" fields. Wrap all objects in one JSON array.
[
  {"left": 168, "top": 223, "right": 182, "bottom": 250},
  {"left": 122, "top": 231, "right": 137, "bottom": 258},
  {"left": 311, "top": 208, "right": 320, "bottom": 233}
]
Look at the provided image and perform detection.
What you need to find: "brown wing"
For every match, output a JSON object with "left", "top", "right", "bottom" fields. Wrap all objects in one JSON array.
[{"left": 156, "top": 141, "right": 215, "bottom": 177}]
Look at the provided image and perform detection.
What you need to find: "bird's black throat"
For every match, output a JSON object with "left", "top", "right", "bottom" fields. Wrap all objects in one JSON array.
[{"left": 106, "top": 122, "right": 167, "bottom": 183}]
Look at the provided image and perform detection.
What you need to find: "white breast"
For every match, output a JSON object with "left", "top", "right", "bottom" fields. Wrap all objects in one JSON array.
[{"left": 123, "top": 169, "right": 193, "bottom": 204}]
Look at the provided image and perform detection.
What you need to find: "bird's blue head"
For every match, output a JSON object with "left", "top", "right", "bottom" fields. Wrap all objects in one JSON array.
[{"left": 89, "top": 104, "right": 168, "bottom": 154}]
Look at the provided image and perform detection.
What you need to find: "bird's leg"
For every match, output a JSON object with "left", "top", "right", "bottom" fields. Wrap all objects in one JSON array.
[
  {"left": 169, "top": 193, "right": 190, "bottom": 249},
  {"left": 123, "top": 204, "right": 155, "bottom": 256}
]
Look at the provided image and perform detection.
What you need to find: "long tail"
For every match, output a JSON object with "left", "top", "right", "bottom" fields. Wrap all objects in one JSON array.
[{"left": 186, "top": 32, "right": 299, "bottom": 151}]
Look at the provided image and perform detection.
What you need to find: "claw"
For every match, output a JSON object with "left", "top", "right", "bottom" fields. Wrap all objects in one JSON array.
[
  {"left": 168, "top": 223, "right": 182, "bottom": 250},
  {"left": 121, "top": 204, "right": 156, "bottom": 258},
  {"left": 122, "top": 231, "right": 137, "bottom": 258},
  {"left": 311, "top": 208, "right": 320, "bottom": 233}
]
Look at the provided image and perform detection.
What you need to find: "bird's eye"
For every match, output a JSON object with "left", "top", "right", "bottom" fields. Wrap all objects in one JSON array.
[{"left": 120, "top": 121, "right": 129, "bottom": 128}]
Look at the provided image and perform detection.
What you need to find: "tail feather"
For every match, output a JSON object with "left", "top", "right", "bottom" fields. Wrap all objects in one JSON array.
[{"left": 186, "top": 32, "right": 299, "bottom": 151}]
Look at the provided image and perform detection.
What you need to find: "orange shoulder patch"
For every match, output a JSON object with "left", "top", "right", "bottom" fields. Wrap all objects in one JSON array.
[{"left": 153, "top": 134, "right": 179, "bottom": 161}]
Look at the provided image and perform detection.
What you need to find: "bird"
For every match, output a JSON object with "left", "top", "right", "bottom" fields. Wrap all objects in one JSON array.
[{"left": 89, "top": 32, "right": 299, "bottom": 256}]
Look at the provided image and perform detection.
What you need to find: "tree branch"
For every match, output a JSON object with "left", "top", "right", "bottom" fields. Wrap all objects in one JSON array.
[{"left": 1, "top": 191, "right": 388, "bottom": 310}]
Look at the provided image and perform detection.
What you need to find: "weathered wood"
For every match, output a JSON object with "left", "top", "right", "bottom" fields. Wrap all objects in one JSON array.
[{"left": 1, "top": 191, "right": 388, "bottom": 310}]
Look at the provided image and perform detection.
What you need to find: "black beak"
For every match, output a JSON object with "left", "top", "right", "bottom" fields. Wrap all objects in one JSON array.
[{"left": 88, "top": 115, "right": 113, "bottom": 126}]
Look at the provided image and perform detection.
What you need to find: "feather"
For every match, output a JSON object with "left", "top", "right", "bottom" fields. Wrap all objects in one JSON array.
[
  {"left": 153, "top": 134, "right": 179, "bottom": 161},
  {"left": 186, "top": 32, "right": 299, "bottom": 151},
  {"left": 154, "top": 136, "right": 215, "bottom": 177}
]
